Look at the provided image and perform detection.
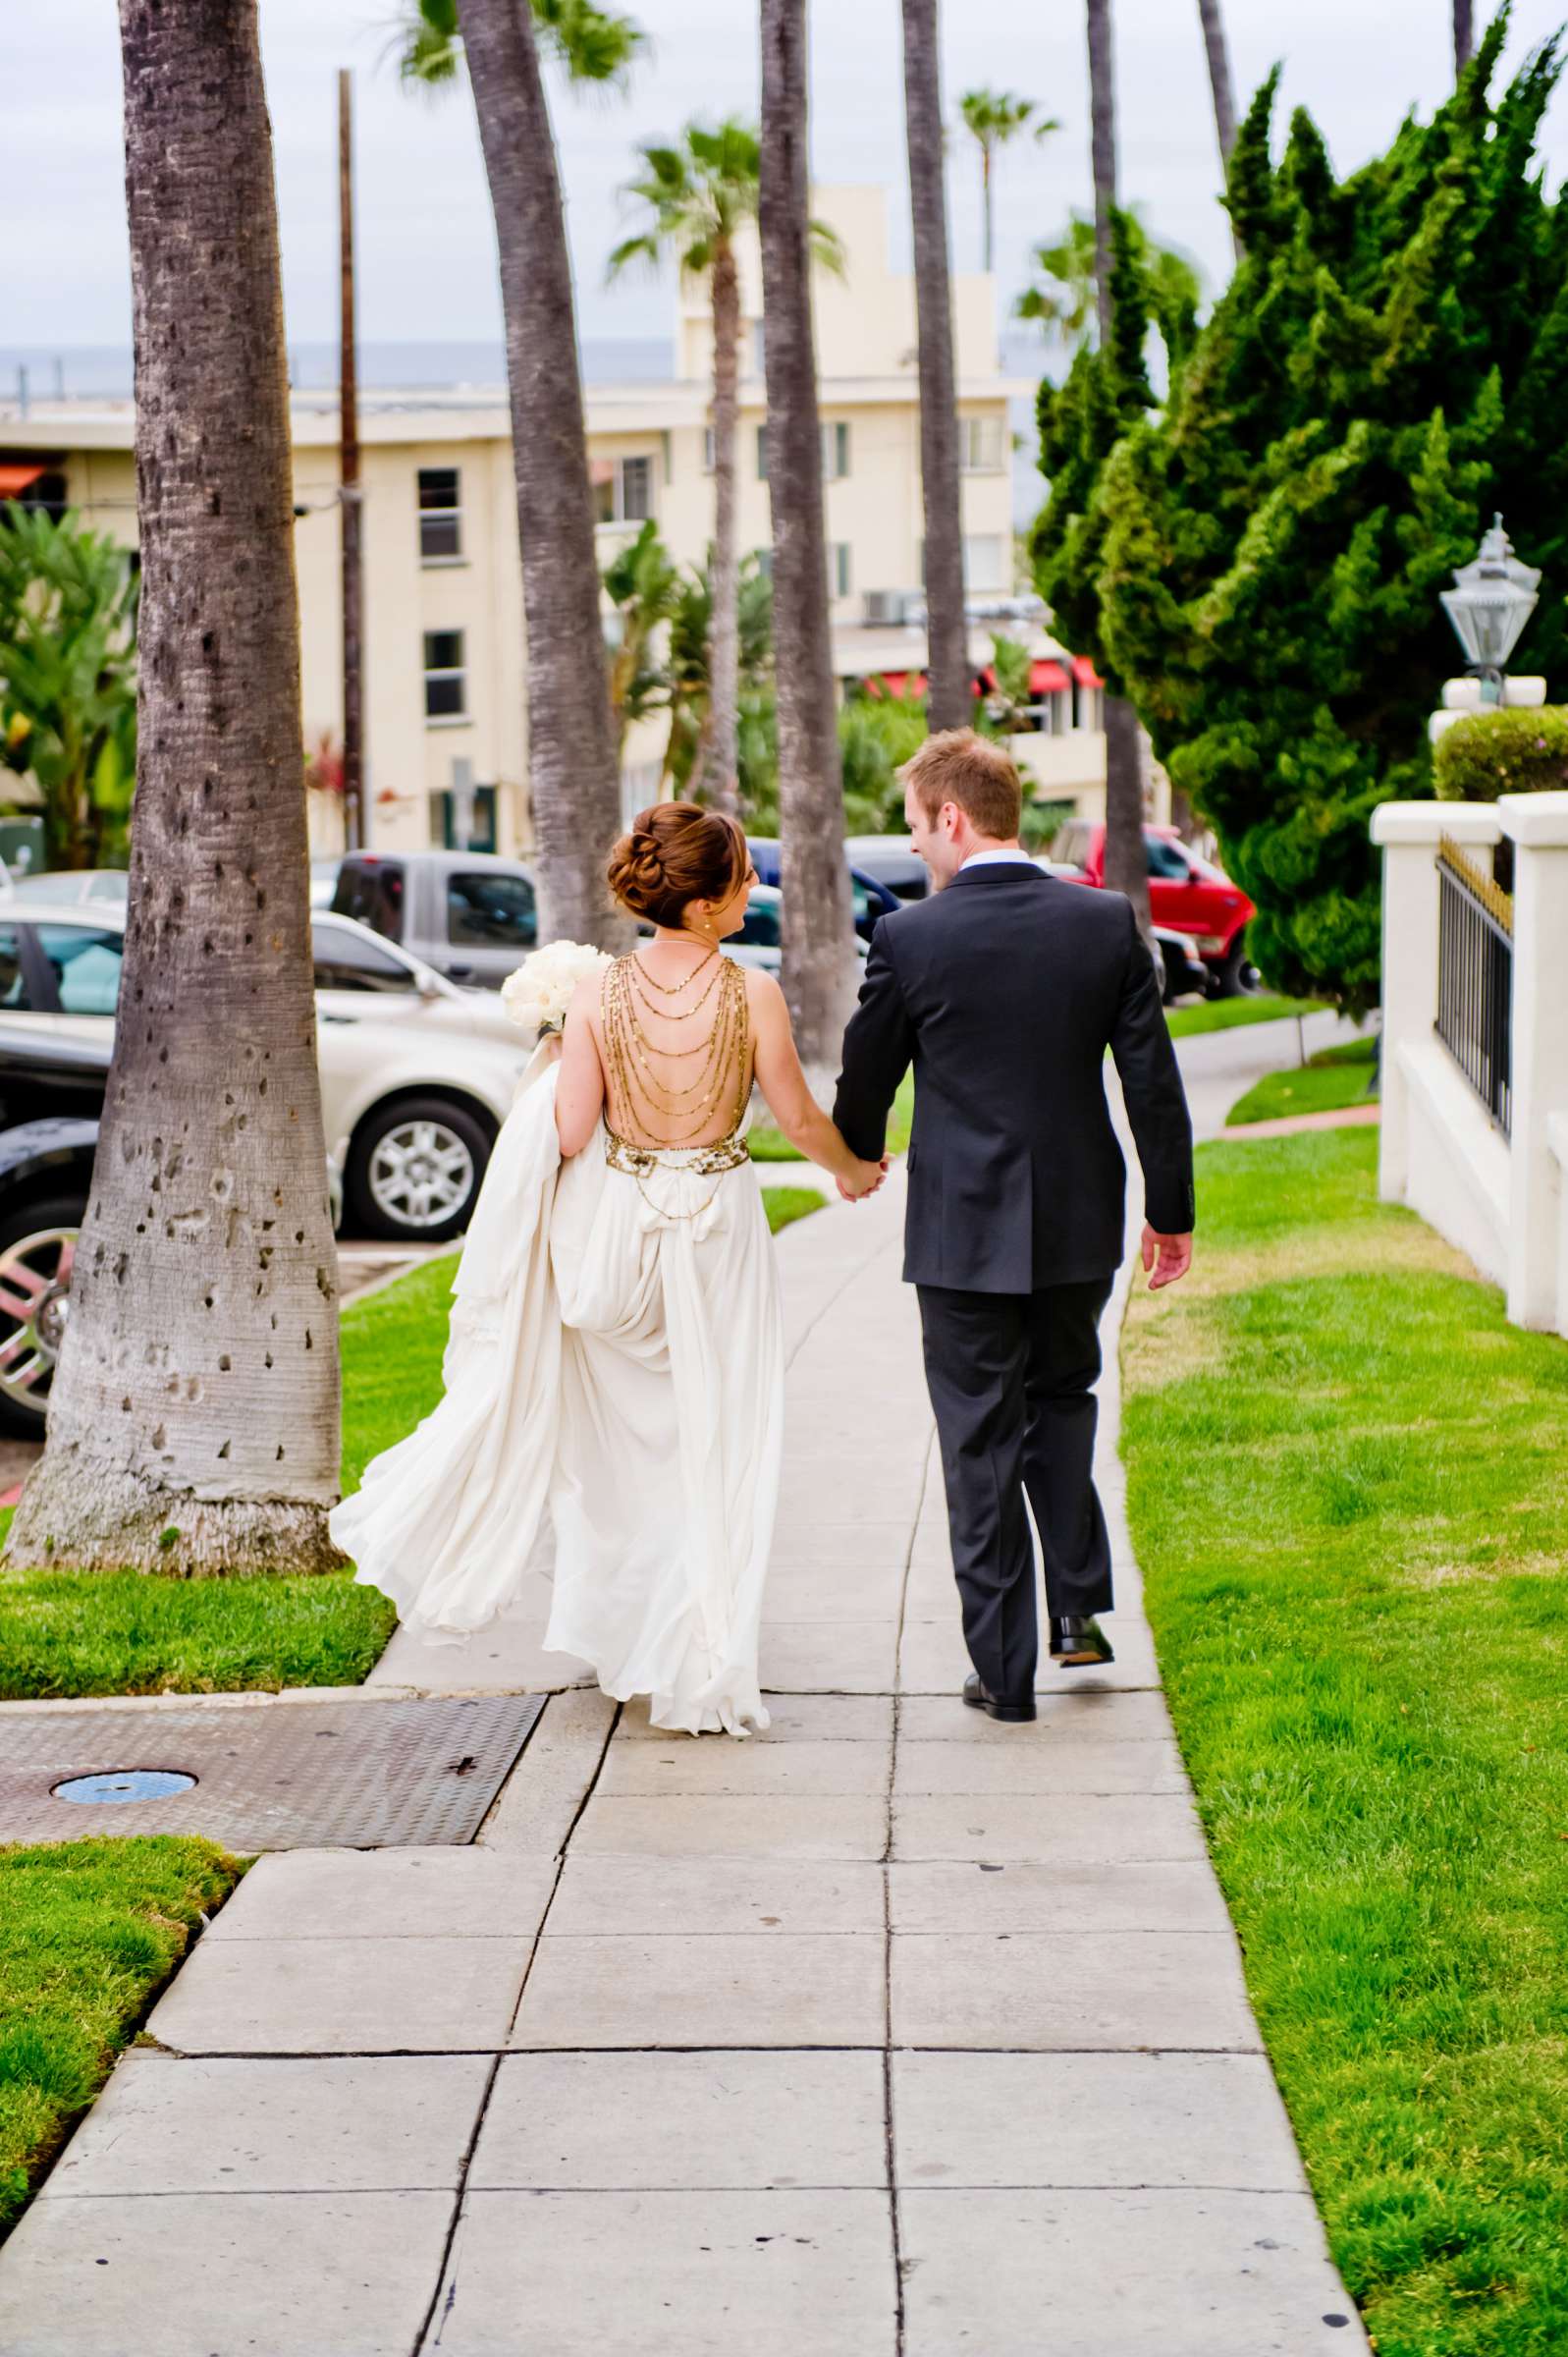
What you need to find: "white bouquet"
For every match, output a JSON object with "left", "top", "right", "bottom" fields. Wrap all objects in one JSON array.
[{"left": 501, "top": 938, "right": 612, "bottom": 1037}]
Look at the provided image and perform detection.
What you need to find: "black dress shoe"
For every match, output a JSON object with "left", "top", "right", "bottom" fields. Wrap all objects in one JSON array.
[
  {"left": 1050, "top": 1615, "right": 1114, "bottom": 1668},
  {"left": 962, "top": 1672, "right": 1037, "bottom": 1723}
]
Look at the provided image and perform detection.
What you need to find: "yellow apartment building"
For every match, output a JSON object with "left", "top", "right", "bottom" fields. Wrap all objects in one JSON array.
[{"left": 0, "top": 186, "right": 1108, "bottom": 858}]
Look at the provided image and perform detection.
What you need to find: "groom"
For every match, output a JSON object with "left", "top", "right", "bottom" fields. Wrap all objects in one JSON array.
[{"left": 833, "top": 730, "right": 1195, "bottom": 1723}]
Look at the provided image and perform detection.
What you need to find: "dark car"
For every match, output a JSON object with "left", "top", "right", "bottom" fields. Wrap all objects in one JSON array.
[
  {"left": 0, "top": 1024, "right": 108, "bottom": 1435},
  {"left": 745, "top": 841, "right": 900, "bottom": 941}
]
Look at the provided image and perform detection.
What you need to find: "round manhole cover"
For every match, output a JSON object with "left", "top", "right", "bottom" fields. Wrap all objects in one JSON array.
[{"left": 52, "top": 1770, "right": 197, "bottom": 1804}]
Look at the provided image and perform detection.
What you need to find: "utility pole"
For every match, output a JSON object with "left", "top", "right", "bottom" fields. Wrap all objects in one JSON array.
[{"left": 338, "top": 67, "right": 365, "bottom": 852}]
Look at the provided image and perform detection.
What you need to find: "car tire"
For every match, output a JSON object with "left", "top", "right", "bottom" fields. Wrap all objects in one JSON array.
[
  {"left": 0, "top": 1193, "right": 87, "bottom": 1438},
  {"left": 345, "top": 1095, "right": 493, "bottom": 1244},
  {"left": 1215, "top": 938, "right": 1261, "bottom": 999}
]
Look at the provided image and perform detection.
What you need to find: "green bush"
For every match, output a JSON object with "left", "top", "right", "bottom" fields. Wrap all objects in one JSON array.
[{"left": 1433, "top": 705, "right": 1568, "bottom": 800}]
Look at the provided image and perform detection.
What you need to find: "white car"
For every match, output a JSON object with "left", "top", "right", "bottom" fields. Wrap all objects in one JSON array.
[{"left": 0, "top": 901, "right": 536, "bottom": 1242}]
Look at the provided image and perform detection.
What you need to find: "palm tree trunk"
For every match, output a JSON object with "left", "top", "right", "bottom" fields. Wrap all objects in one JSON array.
[
  {"left": 759, "top": 0, "right": 859, "bottom": 1079},
  {"left": 1086, "top": 0, "right": 1117, "bottom": 354},
  {"left": 697, "top": 236, "right": 741, "bottom": 816},
  {"left": 455, "top": 0, "right": 629, "bottom": 948},
  {"left": 8, "top": 0, "right": 342, "bottom": 1575},
  {"left": 1453, "top": 0, "right": 1474, "bottom": 76},
  {"left": 1196, "top": 0, "right": 1243, "bottom": 260},
  {"left": 982, "top": 146, "right": 994, "bottom": 276},
  {"left": 901, "top": 0, "right": 969, "bottom": 735},
  {"left": 1084, "top": 0, "right": 1152, "bottom": 941}
]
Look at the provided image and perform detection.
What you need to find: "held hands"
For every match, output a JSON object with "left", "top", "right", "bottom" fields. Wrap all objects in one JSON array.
[
  {"left": 1141, "top": 1223, "right": 1193, "bottom": 1290},
  {"left": 837, "top": 1156, "right": 890, "bottom": 1203}
]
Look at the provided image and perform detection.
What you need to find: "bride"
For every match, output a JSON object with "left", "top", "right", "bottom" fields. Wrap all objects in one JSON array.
[{"left": 330, "top": 803, "right": 888, "bottom": 1737}]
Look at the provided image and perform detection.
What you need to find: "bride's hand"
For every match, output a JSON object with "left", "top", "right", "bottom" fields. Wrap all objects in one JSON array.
[
  {"left": 838, "top": 1156, "right": 889, "bottom": 1202},
  {"left": 540, "top": 1027, "right": 566, "bottom": 1064}
]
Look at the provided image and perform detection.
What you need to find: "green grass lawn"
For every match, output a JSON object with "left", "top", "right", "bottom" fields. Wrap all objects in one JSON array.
[
  {"left": 1163, "top": 990, "right": 1325, "bottom": 1038},
  {"left": 763, "top": 1184, "right": 828, "bottom": 1234},
  {"left": 1122, "top": 1127, "right": 1568, "bottom": 2356},
  {"left": 0, "top": 1836, "right": 245, "bottom": 2238},
  {"left": 1225, "top": 1034, "right": 1379, "bottom": 1126}
]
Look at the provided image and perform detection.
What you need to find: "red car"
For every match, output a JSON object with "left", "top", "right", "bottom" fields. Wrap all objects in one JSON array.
[{"left": 1050, "top": 819, "right": 1257, "bottom": 998}]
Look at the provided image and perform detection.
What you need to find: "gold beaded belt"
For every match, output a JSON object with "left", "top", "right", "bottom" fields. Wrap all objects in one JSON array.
[{"left": 605, "top": 1126, "right": 751, "bottom": 1178}]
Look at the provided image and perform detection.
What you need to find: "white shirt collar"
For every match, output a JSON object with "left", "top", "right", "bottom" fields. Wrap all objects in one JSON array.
[{"left": 958, "top": 848, "right": 1038, "bottom": 870}]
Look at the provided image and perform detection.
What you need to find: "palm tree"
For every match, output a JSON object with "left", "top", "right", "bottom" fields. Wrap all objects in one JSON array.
[
  {"left": 1195, "top": 0, "right": 1242, "bottom": 258},
  {"left": 1083, "top": 0, "right": 1151, "bottom": 934},
  {"left": 958, "top": 88, "right": 1060, "bottom": 275},
  {"left": 902, "top": 0, "right": 968, "bottom": 733},
  {"left": 607, "top": 123, "right": 840, "bottom": 816},
  {"left": 1453, "top": 1, "right": 1474, "bottom": 75},
  {"left": 396, "top": 0, "right": 642, "bottom": 947},
  {"left": 601, "top": 519, "right": 682, "bottom": 754},
  {"left": 759, "top": 0, "right": 860, "bottom": 1080},
  {"left": 8, "top": 0, "right": 341, "bottom": 1575},
  {"left": 609, "top": 124, "right": 755, "bottom": 817},
  {"left": 1016, "top": 208, "right": 1201, "bottom": 362}
]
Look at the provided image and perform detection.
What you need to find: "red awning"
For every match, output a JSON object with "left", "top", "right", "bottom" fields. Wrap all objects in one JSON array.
[
  {"left": 1070, "top": 654, "right": 1105, "bottom": 688},
  {"left": 0, "top": 464, "right": 45, "bottom": 498},
  {"left": 1029, "top": 659, "right": 1070, "bottom": 694}
]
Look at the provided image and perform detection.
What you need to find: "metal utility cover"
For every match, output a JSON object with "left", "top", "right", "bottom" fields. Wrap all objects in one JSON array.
[{"left": 0, "top": 1692, "right": 546, "bottom": 1852}]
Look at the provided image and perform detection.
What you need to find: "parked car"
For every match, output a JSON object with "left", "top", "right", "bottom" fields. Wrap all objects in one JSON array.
[
  {"left": 1050, "top": 820, "right": 1258, "bottom": 996},
  {"left": 332, "top": 850, "right": 537, "bottom": 988},
  {"left": 0, "top": 1026, "right": 346, "bottom": 1438},
  {"left": 0, "top": 901, "right": 534, "bottom": 1247},
  {"left": 841, "top": 835, "right": 931, "bottom": 904},
  {"left": 745, "top": 840, "right": 901, "bottom": 940},
  {"left": 717, "top": 884, "right": 870, "bottom": 975},
  {"left": 0, "top": 868, "right": 131, "bottom": 907}
]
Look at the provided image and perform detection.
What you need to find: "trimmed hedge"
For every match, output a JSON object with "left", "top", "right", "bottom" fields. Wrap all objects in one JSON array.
[{"left": 1433, "top": 706, "right": 1568, "bottom": 801}]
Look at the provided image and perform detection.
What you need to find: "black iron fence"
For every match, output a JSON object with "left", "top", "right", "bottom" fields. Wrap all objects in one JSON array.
[{"left": 1435, "top": 834, "right": 1513, "bottom": 1135}]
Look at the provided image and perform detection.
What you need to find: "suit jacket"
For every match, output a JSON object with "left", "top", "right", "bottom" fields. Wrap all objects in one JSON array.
[{"left": 832, "top": 861, "right": 1195, "bottom": 1292}]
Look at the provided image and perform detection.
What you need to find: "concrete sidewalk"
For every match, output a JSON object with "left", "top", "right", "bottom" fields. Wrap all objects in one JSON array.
[{"left": 0, "top": 1174, "right": 1368, "bottom": 2356}]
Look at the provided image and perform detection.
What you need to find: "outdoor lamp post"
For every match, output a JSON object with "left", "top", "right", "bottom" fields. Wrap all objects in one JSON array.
[{"left": 1440, "top": 514, "right": 1541, "bottom": 704}]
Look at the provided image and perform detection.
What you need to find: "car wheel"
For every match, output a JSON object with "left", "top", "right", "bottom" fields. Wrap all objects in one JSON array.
[
  {"left": 0, "top": 1195, "right": 86, "bottom": 1438},
  {"left": 1216, "top": 939, "right": 1262, "bottom": 999},
  {"left": 346, "top": 1095, "right": 492, "bottom": 1244}
]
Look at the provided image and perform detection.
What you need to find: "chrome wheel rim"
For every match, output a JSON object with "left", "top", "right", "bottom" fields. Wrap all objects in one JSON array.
[
  {"left": 0, "top": 1226, "right": 77, "bottom": 1418},
  {"left": 367, "top": 1118, "right": 475, "bottom": 1231}
]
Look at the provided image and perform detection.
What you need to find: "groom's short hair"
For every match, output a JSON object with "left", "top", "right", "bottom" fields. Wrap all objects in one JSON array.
[{"left": 903, "top": 730, "right": 1023, "bottom": 841}]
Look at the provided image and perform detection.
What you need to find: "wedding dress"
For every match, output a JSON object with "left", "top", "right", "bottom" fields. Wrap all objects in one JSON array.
[{"left": 328, "top": 960, "right": 784, "bottom": 1738}]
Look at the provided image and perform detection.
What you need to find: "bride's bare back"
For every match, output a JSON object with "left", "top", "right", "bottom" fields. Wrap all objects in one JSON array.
[{"left": 592, "top": 945, "right": 756, "bottom": 1151}]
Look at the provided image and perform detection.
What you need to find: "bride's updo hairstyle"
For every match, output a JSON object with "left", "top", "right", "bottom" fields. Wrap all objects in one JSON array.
[{"left": 607, "top": 803, "right": 749, "bottom": 932}]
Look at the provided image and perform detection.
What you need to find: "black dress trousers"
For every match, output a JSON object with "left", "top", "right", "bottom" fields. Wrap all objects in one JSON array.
[{"left": 917, "top": 1276, "right": 1114, "bottom": 1709}]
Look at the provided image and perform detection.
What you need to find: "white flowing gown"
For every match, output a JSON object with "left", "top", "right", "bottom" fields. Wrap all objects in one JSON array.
[{"left": 329, "top": 1042, "right": 785, "bottom": 1736}]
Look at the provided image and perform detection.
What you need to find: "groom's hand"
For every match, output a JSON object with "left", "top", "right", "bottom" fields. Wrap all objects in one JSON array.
[
  {"left": 1141, "top": 1224, "right": 1193, "bottom": 1289},
  {"left": 838, "top": 1156, "right": 890, "bottom": 1202}
]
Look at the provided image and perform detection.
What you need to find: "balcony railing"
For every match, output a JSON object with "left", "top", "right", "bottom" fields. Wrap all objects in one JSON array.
[{"left": 1435, "top": 833, "right": 1513, "bottom": 1134}]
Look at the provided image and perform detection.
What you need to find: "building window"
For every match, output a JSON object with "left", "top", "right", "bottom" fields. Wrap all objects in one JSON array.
[
  {"left": 593, "top": 455, "right": 654, "bottom": 525},
  {"left": 756, "top": 423, "right": 769, "bottom": 482},
  {"left": 828, "top": 542, "right": 851, "bottom": 598},
  {"left": 822, "top": 420, "right": 850, "bottom": 479},
  {"left": 430, "top": 784, "right": 497, "bottom": 853},
  {"left": 958, "top": 415, "right": 1004, "bottom": 473},
  {"left": 423, "top": 630, "right": 467, "bottom": 722},
  {"left": 962, "top": 535, "right": 1007, "bottom": 593},
  {"left": 703, "top": 427, "right": 716, "bottom": 474},
  {"left": 417, "top": 466, "right": 462, "bottom": 562},
  {"left": 754, "top": 547, "right": 774, "bottom": 581}
]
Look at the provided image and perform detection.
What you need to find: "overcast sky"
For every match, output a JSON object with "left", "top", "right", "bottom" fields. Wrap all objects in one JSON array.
[{"left": 9, "top": 0, "right": 1568, "bottom": 361}]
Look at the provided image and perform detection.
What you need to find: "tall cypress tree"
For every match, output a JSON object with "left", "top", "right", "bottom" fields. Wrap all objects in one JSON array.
[{"left": 1091, "top": 21, "right": 1568, "bottom": 1012}]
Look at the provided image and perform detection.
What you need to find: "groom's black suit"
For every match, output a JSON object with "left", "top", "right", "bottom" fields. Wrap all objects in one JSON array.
[{"left": 833, "top": 859, "right": 1194, "bottom": 1710}]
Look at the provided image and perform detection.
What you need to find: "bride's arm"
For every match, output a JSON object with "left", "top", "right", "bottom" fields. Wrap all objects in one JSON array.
[
  {"left": 748, "top": 972, "right": 886, "bottom": 1195},
  {"left": 554, "top": 980, "right": 607, "bottom": 1158}
]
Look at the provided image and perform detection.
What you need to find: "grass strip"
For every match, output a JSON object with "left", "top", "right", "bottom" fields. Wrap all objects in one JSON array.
[
  {"left": 1164, "top": 991, "right": 1324, "bottom": 1038},
  {"left": 750, "top": 1069, "right": 915, "bottom": 1165},
  {"left": 763, "top": 1184, "right": 828, "bottom": 1235},
  {"left": 0, "top": 1836, "right": 245, "bottom": 2238},
  {"left": 1226, "top": 1035, "right": 1379, "bottom": 1126},
  {"left": 1122, "top": 1127, "right": 1568, "bottom": 2356}
]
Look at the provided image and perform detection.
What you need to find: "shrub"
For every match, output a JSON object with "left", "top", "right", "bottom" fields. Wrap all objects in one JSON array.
[{"left": 1433, "top": 705, "right": 1568, "bottom": 800}]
